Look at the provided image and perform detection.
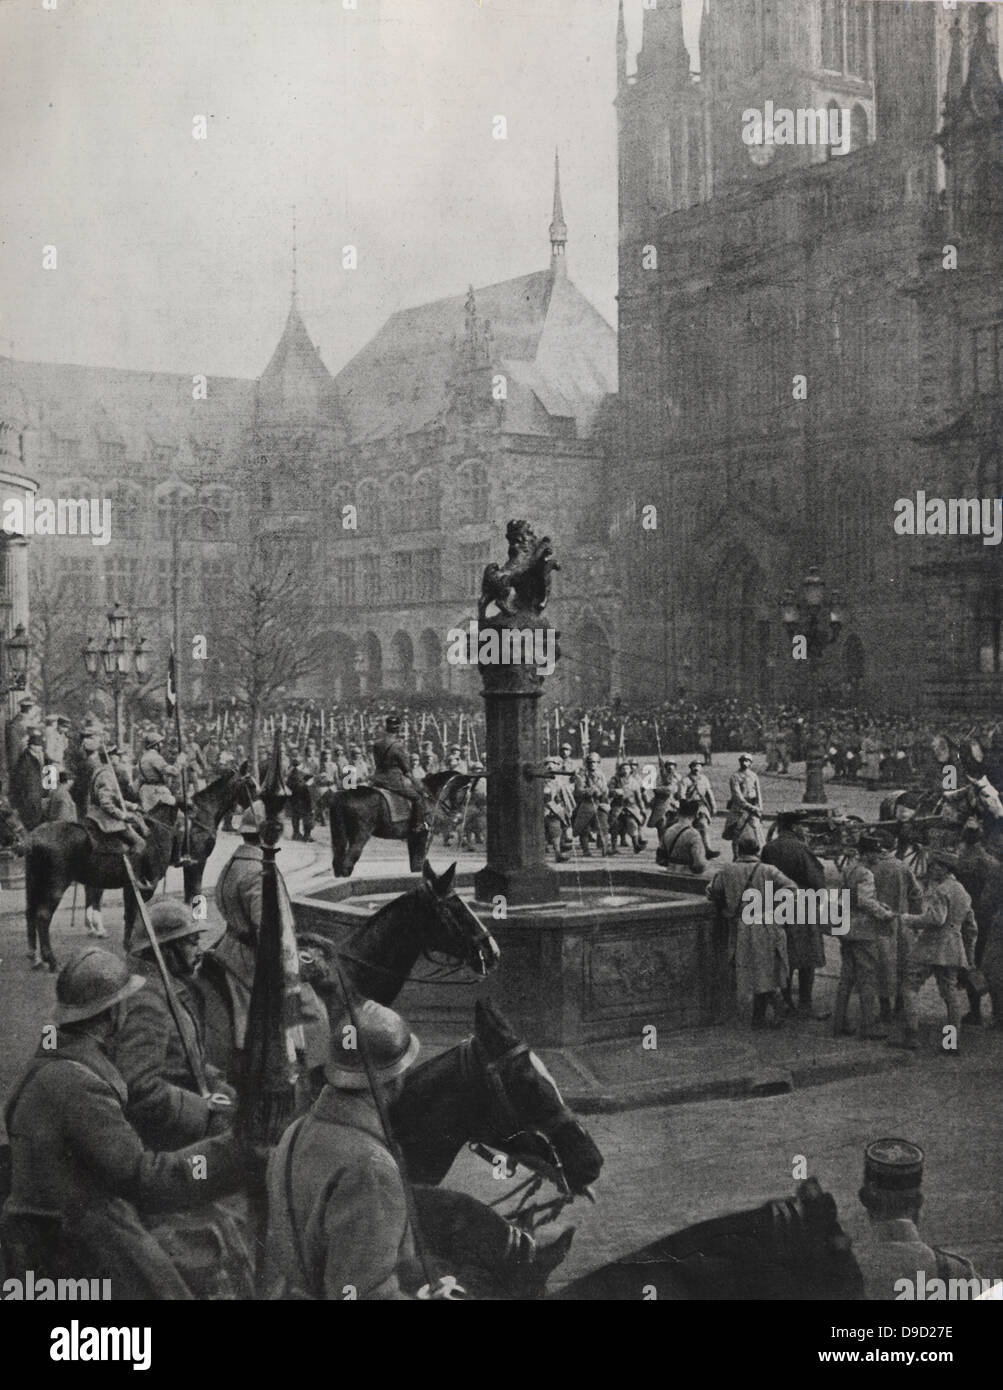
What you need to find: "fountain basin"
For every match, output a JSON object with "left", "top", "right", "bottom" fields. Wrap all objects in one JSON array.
[{"left": 293, "top": 864, "right": 717, "bottom": 1047}]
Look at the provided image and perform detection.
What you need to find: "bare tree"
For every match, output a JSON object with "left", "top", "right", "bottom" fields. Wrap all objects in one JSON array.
[{"left": 208, "top": 537, "right": 326, "bottom": 772}]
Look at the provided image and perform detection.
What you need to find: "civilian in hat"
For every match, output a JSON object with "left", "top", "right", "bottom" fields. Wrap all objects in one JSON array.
[
  {"left": 723, "top": 754, "right": 764, "bottom": 860},
  {"left": 852, "top": 1138, "right": 980, "bottom": 1300},
  {"left": 892, "top": 852, "right": 978, "bottom": 1053},
  {"left": 5, "top": 696, "right": 38, "bottom": 771},
  {"left": 43, "top": 713, "right": 68, "bottom": 771},
  {"left": 762, "top": 811, "right": 829, "bottom": 1018},
  {"left": 0, "top": 946, "right": 249, "bottom": 1300},
  {"left": 116, "top": 901, "right": 234, "bottom": 1150},
  {"left": 859, "top": 832, "right": 923, "bottom": 1024},
  {"left": 9, "top": 730, "right": 48, "bottom": 831}
]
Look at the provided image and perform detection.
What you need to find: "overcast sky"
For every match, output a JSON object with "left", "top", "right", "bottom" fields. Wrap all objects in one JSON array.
[{"left": 0, "top": 0, "right": 702, "bottom": 381}]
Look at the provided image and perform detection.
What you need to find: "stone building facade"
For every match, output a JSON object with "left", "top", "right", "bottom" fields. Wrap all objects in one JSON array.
[
  {"left": 612, "top": 0, "right": 1003, "bottom": 712},
  {"left": 3, "top": 160, "right": 618, "bottom": 710},
  {"left": 314, "top": 157, "right": 618, "bottom": 706}
]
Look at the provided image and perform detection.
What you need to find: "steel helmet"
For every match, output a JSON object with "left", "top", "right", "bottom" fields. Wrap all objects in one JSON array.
[
  {"left": 144, "top": 730, "right": 164, "bottom": 748},
  {"left": 132, "top": 901, "right": 204, "bottom": 954},
  {"left": 239, "top": 800, "right": 265, "bottom": 835},
  {"left": 54, "top": 946, "right": 146, "bottom": 1025},
  {"left": 325, "top": 999, "right": 420, "bottom": 1089}
]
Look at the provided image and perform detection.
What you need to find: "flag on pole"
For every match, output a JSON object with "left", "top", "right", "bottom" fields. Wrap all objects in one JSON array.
[{"left": 166, "top": 649, "right": 178, "bottom": 720}]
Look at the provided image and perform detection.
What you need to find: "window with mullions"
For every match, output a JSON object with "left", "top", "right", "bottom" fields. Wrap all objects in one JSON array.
[
  {"left": 976, "top": 591, "right": 1003, "bottom": 674},
  {"left": 973, "top": 324, "right": 1002, "bottom": 396},
  {"left": 821, "top": 0, "right": 869, "bottom": 77}
]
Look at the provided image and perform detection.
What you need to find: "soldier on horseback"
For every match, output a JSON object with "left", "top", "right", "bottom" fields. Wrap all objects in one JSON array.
[
  {"left": 371, "top": 715, "right": 431, "bottom": 836},
  {"left": 138, "top": 729, "right": 182, "bottom": 812},
  {"left": 85, "top": 744, "right": 147, "bottom": 857}
]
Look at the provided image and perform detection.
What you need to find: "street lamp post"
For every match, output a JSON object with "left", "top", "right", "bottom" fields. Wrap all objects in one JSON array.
[
  {"left": 83, "top": 604, "right": 150, "bottom": 748},
  {"left": 780, "top": 566, "right": 844, "bottom": 804}
]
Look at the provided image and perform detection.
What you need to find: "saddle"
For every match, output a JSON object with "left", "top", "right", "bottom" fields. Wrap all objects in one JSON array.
[{"left": 373, "top": 786, "right": 413, "bottom": 826}]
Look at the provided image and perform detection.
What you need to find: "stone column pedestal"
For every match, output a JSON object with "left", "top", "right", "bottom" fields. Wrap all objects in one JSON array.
[{"left": 473, "top": 652, "right": 559, "bottom": 908}]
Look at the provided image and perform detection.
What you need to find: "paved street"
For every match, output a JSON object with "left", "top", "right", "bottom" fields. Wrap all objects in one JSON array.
[{"left": 2, "top": 751, "right": 997, "bottom": 1297}]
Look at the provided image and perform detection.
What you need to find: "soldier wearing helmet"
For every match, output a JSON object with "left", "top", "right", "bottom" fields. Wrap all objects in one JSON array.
[
  {"left": 264, "top": 999, "right": 422, "bottom": 1300},
  {"left": 543, "top": 755, "right": 574, "bottom": 863},
  {"left": 0, "top": 947, "right": 248, "bottom": 1298},
  {"left": 572, "top": 752, "right": 613, "bottom": 857},
  {"left": 137, "top": 729, "right": 183, "bottom": 813},
  {"left": 114, "top": 902, "right": 234, "bottom": 1149}
]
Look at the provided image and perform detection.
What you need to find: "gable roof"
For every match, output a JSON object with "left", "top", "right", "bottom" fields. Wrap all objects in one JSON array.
[
  {"left": 334, "top": 267, "right": 616, "bottom": 443},
  {"left": 0, "top": 356, "right": 254, "bottom": 477}
]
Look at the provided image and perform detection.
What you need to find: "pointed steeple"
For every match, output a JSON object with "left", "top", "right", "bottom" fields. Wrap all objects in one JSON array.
[
  {"left": 944, "top": 18, "right": 964, "bottom": 117},
  {"left": 549, "top": 149, "right": 568, "bottom": 277},
  {"left": 291, "top": 205, "right": 298, "bottom": 304},
  {"left": 258, "top": 299, "right": 339, "bottom": 420},
  {"left": 962, "top": 3, "right": 1003, "bottom": 122},
  {"left": 616, "top": 0, "right": 628, "bottom": 84}
]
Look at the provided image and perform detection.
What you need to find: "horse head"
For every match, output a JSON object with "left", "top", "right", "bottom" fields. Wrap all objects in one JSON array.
[
  {"left": 0, "top": 801, "right": 27, "bottom": 856},
  {"left": 413, "top": 860, "right": 500, "bottom": 978},
  {"left": 469, "top": 998, "right": 603, "bottom": 1199}
]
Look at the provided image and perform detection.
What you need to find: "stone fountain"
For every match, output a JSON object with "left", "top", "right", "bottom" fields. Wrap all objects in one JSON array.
[{"left": 293, "top": 521, "right": 715, "bottom": 1048}]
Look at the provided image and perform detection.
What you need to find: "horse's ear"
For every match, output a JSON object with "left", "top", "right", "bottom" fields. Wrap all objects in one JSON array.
[
  {"left": 474, "top": 997, "right": 517, "bottom": 1051},
  {"left": 421, "top": 859, "right": 437, "bottom": 888},
  {"left": 438, "top": 862, "right": 457, "bottom": 895}
]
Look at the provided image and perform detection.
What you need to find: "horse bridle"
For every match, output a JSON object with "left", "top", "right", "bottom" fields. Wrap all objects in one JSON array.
[
  {"left": 306, "top": 882, "right": 497, "bottom": 988},
  {"left": 464, "top": 1035, "right": 576, "bottom": 1211}
]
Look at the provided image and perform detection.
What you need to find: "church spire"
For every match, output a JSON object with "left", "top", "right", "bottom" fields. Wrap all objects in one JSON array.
[
  {"left": 549, "top": 148, "right": 568, "bottom": 276},
  {"left": 291, "top": 205, "right": 298, "bottom": 303},
  {"left": 616, "top": 0, "right": 627, "bottom": 84}
]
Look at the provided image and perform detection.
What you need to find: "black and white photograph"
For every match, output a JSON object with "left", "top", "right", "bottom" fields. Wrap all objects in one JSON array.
[{"left": 0, "top": 0, "right": 1001, "bottom": 1344}]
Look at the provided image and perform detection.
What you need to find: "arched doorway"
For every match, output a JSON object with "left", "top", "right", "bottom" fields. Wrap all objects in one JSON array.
[
  {"left": 417, "top": 629, "right": 442, "bottom": 692},
  {"left": 359, "top": 632, "right": 382, "bottom": 694},
  {"left": 579, "top": 622, "right": 612, "bottom": 704},
  {"left": 315, "top": 631, "right": 359, "bottom": 700},
  {"left": 389, "top": 630, "right": 415, "bottom": 693}
]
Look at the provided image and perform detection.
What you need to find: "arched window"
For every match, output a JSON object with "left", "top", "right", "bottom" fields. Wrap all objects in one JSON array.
[
  {"left": 199, "top": 487, "right": 232, "bottom": 538},
  {"left": 156, "top": 486, "right": 193, "bottom": 540},
  {"left": 109, "top": 482, "right": 143, "bottom": 539},
  {"left": 976, "top": 591, "right": 1003, "bottom": 674},
  {"left": 411, "top": 470, "right": 439, "bottom": 531},
  {"left": 456, "top": 461, "right": 489, "bottom": 523},
  {"left": 356, "top": 479, "right": 383, "bottom": 535},
  {"left": 821, "top": 0, "right": 844, "bottom": 70},
  {"left": 385, "top": 474, "right": 410, "bottom": 533}
]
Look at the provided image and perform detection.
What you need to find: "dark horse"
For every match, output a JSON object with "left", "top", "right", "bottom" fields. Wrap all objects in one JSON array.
[
  {"left": 197, "top": 859, "right": 501, "bottom": 1082},
  {"left": 24, "top": 767, "right": 255, "bottom": 972},
  {"left": 550, "top": 1178, "right": 863, "bottom": 1301},
  {"left": 325, "top": 770, "right": 475, "bottom": 878},
  {"left": 392, "top": 998, "right": 603, "bottom": 1200}
]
